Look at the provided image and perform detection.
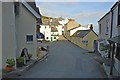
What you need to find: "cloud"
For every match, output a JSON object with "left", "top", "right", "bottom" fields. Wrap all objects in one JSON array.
[
  {"left": 35, "top": 0, "right": 117, "bottom": 2},
  {"left": 39, "top": 7, "right": 71, "bottom": 18},
  {"left": 74, "top": 10, "right": 107, "bottom": 19}
]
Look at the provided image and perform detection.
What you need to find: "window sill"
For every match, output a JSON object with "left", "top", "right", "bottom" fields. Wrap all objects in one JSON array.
[{"left": 26, "top": 41, "right": 33, "bottom": 44}]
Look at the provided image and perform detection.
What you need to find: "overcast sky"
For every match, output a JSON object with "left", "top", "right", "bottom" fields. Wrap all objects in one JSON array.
[{"left": 35, "top": 1, "right": 116, "bottom": 34}]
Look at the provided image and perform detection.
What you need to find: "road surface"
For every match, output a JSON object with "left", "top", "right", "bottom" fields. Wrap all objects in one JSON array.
[{"left": 19, "top": 40, "right": 107, "bottom": 78}]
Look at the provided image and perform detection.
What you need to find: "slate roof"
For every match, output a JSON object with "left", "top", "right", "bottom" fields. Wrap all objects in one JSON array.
[
  {"left": 27, "top": 2, "right": 40, "bottom": 15},
  {"left": 72, "top": 30, "right": 91, "bottom": 38},
  {"left": 108, "top": 35, "right": 120, "bottom": 44},
  {"left": 26, "top": 2, "right": 42, "bottom": 24}
]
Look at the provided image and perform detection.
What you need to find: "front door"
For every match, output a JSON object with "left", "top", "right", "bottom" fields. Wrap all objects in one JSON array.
[{"left": 94, "top": 40, "right": 98, "bottom": 53}]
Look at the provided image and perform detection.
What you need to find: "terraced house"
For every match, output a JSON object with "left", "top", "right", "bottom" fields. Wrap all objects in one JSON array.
[
  {"left": 98, "top": 1, "right": 120, "bottom": 77},
  {"left": 40, "top": 17, "right": 64, "bottom": 41},
  {"left": 2, "top": 0, "right": 42, "bottom": 69}
]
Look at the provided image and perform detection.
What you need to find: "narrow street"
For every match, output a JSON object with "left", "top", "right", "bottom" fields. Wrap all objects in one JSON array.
[{"left": 19, "top": 40, "right": 107, "bottom": 78}]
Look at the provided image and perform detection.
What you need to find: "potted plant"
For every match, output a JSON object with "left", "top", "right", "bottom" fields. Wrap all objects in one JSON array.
[
  {"left": 16, "top": 57, "right": 24, "bottom": 67},
  {"left": 4, "top": 58, "right": 15, "bottom": 72},
  {"left": 28, "top": 53, "right": 32, "bottom": 60}
]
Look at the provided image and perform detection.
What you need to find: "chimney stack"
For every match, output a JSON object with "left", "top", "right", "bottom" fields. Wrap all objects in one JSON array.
[{"left": 90, "top": 24, "right": 93, "bottom": 30}]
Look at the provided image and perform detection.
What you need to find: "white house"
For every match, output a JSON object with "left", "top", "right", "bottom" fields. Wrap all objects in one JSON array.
[
  {"left": 51, "top": 26, "right": 59, "bottom": 41},
  {"left": 2, "top": 1, "right": 41, "bottom": 69},
  {"left": 40, "top": 17, "right": 65, "bottom": 41},
  {"left": 68, "top": 25, "right": 89, "bottom": 36},
  {"left": 98, "top": 11, "right": 112, "bottom": 57},
  {"left": 58, "top": 18, "right": 69, "bottom": 35},
  {"left": 98, "top": 1, "right": 120, "bottom": 76},
  {"left": 40, "top": 18, "right": 51, "bottom": 41}
]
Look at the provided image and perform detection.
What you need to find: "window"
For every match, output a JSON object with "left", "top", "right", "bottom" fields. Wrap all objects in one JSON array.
[
  {"left": 99, "top": 24, "right": 101, "bottom": 34},
  {"left": 46, "top": 37, "right": 49, "bottom": 39},
  {"left": 118, "top": 4, "right": 120, "bottom": 26},
  {"left": 26, "top": 35, "right": 33, "bottom": 42},
  {"left": 106, "top": 20, "right": 109, "bottom": 35}
]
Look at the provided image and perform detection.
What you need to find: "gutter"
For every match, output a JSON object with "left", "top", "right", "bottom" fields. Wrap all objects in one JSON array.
[{"left": 21, "top": 0, "right": 40, "bottom": 18}]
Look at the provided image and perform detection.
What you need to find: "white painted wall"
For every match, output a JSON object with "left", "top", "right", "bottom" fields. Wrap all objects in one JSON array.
[
  {"left": 58, "top": 25, "right": 63, "bottom": 35},
  {"left": 2, "top": 2, "right": 16, "bottom": 68},
  {"left": 40, "top": 25, "right": 51, "bottom": 41},
  {"left": 98, "top": 12, "right": 111, "bottom": 41},
  {"left": 51, "top": 31, "right": 59, "bottom": 41},
  {"left": 40, "top": 25, "right": 45, "bottom": 34},
  {"left": 15, "top": 4, "right": 37, "bottom": 59},
  {"left": 59, "top": 18, "right": 69, "bottom": 26},
  {"left": 70, "top": 26, "right": 89, "bottom": 36},
  {"left": 112, "top": 6, "right": 120, "bottom": 37}
]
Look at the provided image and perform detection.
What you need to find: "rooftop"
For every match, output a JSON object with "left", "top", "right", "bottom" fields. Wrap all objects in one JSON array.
[{"left": 72, "top": 30, "right": 90, "bottom": 38}]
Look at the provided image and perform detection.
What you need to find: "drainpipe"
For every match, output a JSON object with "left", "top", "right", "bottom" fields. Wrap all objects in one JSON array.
[
  {"left": 109, "top": 8, "right": 114, "bottom": 75},
  {"left": 110, "top": 43, "right": 115, "bottom": 75},
  {"left": 110, "top": 9, "right": 113, "bottom": 38},
  {"left": 108, "top": 9, "right": 113, "bottom": 59}
]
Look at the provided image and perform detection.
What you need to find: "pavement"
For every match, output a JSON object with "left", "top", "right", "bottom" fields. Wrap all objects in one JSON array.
[
  {"left": 2, "top": 49, "right": 48, "bottom": 78},
  {"left": 18, "top": 40, "right": 107, "bottom": 78}
]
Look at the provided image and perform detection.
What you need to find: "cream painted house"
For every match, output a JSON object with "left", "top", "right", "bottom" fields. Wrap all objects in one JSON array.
[
  {"left": 64, "top": 19, "right": 80, "bottom": 40},
  {"left": 71, "top": 26, "right": 98, "bottom": 51},
  {"left": 68, "top": 25, "right": 89, "bottom": 37},
  {"left": 2, "top": 1, "right": 41, "bottom": 69}
]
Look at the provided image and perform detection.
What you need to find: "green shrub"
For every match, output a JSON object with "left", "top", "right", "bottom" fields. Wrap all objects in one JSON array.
[
  {"left": 28, "top": 53, "right": 32, "bottom": 59},
  {"left": 16, "top": 57, "right": 24, "bottom": 63},
  {"left": 6, "top": 58, "right": 15, "bottom": 67}
]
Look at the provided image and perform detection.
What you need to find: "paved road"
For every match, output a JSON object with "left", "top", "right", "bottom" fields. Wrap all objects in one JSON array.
[{"left": 19, "top": 40, "right": 107, "bottom": 78}]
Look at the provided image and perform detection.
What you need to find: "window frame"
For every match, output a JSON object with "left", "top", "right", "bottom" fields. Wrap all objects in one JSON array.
[
  {"left": 106, "top": 19, "right": 109, "bottom": 35},
  {"left": 26, "top": 35, "right": 34, "bottom": 43},
  {"left": 118, "top": 4, "right": 120, "bottom": 26},
  {"left": 99, "top": 24, "right": 101, "bottom": 35}
]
